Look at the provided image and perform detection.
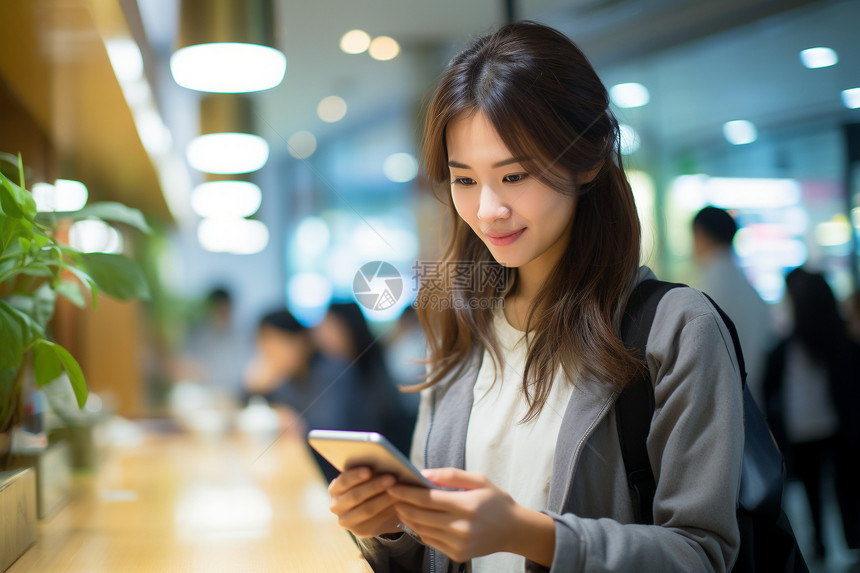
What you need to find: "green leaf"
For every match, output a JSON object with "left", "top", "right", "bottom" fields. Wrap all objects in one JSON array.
[
  {"left": 0, "top": 365, "right": 20, "bottom": 431},
  {"left": 31, "top": 230, "right": 51, "bottom": 249},
  {"left": 17, "top": 237, "right": 31, "bottom": 254},
  {"left": 0, "top": 256, "right": 16, "bottom": 278},
  {"left": 0, "top": 170, "right": 37, "bottom": 220},
  {"left": 80, "top": 252, "right": 150, "bottom": 301},
  {"left": 56, "top": 279, "right": 86, "bottom": 308},
  {"left": 33, "top": 339, "right": 63, "bottom": 386},
  {"left": 17, "top": 153, "right": 24, "bottom": 188},
  {"left": 0, "top": 300, "right": 26, "bottom": 368},
  {"left": 0, "top": 262, "right": 55, "bottom": 285},
  {"left": 3, "top": 295, "right": 47, "bottom": 341},
  {"left": 47, "top": 342, "right": 87, "bottom": 408},
  {"left": 65, "top": 264, "right": 98, "bottom": 308},
  {"left": 38, "top": 202, "right": 151, "bottom": 234}
]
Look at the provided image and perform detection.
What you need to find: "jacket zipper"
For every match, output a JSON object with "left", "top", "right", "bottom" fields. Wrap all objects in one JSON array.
[
  {"left": 559, "top": 395, "right": 616, "bottom": 511},
  {"left": 426, "top": 390, "right": 437, "bottom": 573}
]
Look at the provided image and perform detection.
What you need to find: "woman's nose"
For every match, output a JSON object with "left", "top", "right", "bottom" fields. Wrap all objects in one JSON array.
[{"left": 476, "top": 185, "right": 511, "bottom": 222}]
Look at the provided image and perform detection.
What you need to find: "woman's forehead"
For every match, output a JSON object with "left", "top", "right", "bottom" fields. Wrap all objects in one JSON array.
[{"left": 446, "top": 111, "right": 515, "bottom": 163}]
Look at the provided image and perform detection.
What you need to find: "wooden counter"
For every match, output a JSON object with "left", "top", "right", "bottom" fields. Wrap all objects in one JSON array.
[{"left": 7, "top": 431, "right": 372, "bottom": 572}]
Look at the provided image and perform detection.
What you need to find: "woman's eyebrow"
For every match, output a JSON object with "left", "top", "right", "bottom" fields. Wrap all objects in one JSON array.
[{"left": 447, "top": 157, "right": 527, "bottom": 169}]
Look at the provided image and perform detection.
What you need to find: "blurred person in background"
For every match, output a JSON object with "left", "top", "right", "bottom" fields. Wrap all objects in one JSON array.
[
  {"left": 691, "top": 206, "right": 775, "bottom": 407},
  {"left": 314, "top": 301, "right": 416, "bottom": 455},
  {"left": 763, "top": 268, "right": 860, "bottom": 559},
  {"left": 243, "top": 308, "right": 375, "bottom": 481},
  {"left": 178, "top": 287, "right": 250, "bottom": 401}
]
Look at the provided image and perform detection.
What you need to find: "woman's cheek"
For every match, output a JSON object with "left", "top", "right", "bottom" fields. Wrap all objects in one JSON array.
[{"left": 451, "top": 189, "right": 472, "bottom": 223}]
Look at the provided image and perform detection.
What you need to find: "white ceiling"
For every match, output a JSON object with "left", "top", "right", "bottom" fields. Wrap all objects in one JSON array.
[{"left": 135, "top": 0, "right": 859, "bottom": 180}]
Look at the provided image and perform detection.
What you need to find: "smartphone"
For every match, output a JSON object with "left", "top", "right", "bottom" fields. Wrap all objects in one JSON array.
[{"left": 307, "top": 429, "right": 437, "bottom": 488}]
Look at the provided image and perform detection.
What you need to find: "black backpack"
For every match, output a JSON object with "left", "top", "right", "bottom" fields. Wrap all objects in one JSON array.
[{"left": 617, "top": 279, "right": 808, "bottom": 572}]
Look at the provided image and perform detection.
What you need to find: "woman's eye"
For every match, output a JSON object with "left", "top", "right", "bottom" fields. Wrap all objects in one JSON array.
[
  {"left": 503, "top": 173, "right": 528, "bottom": 184},
  {"left": 451, "top": 177, "right": 476, "bottom": 186}
]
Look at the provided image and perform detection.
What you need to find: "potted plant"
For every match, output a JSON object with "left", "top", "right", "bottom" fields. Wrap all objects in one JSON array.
[{"left": 0, "top": 152, "right": 151, "bottom": 460}]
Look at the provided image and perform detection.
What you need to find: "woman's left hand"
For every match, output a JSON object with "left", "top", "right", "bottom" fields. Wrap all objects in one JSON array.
[{"left": 387, "top": 467, "right": 554, "bottom": 565}]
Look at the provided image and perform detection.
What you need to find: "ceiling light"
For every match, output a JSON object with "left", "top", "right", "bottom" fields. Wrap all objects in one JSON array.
[
  {"left": 32, "top": 183, "right": 55, "bottom": 212},
  {"left": 187, "top": 133, "right": 269, "bottom": 174},
  {"left": 799, "top": 47, "right": 838, "bottom": 69},
  {"left": 172, "top": 0, "right": 286, "bottom": 93},
  {"left": 383, "top": 153, "right": 418, "bottom": 182},
  {"left": 69, "top": 220, "right": 123, "bottom": 254},
  {"left": 191, "top": 181, "right": 262, "bottom": 218},
  {"left": 340, "top": 30, "right": 370, "bottom": 54},
  {"left": 189, "top": 95, "right": 269, "bottom": 173},
  {"left": 317, "top": 96, "right": 347, "bottom": 123},
  {"left": 368, "top": 36, "right": 400, "bottom": 61},
  {"left": 609, "top": 83, "right": 649, "bottom": 108},
  {"left": 33, "top": 179, "right": 89, "bottom": 213},
  {"left": 707, "top": 178, "right": 800, "bottom": 208},
  {"left": 722, "top": 120, "right": 757, "bottom": 145},
  {"left": 197, "top": 218, "right": 269, "bottom": 254},
  {"left": 619, "top": 124, "right": 640, "bottom": 155},
  {"left": 171, "top": 44, "right": 286, "bottom": 93},
  {"left": 842, "top": 87, "right": 860, "bottom": 110},
  {"left": 287, "top": 131, "right": 317, "bottom": 159}
]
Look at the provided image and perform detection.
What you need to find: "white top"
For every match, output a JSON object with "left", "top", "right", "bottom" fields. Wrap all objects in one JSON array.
[
  {"left": 466, "top": 310, "right": 574, "bottom": 573},
  {"left": 783, "top": 341, "right": 838, "bottom": 443}
]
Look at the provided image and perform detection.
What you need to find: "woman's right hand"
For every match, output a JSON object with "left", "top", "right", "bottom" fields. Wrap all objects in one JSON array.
[{"left": 328, "top": 467, "right": 402, "bottom": 538}]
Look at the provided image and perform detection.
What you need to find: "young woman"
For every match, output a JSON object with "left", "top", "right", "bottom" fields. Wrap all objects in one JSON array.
[{"left": 327, "top": 21, "right": 744, "bottom": 572}]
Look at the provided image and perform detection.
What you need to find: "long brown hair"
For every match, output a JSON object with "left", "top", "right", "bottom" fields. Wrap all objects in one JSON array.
[{"left": 414, "top": 21, "right": 642, "bottom": 420}]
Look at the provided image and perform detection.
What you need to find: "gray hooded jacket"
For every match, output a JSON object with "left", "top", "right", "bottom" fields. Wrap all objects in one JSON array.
[{"left": 358, "top": 268, "right": 744, "bottom": 572}]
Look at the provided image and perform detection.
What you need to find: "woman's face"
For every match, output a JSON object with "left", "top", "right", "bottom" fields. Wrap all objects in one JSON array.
[{"left": 447, "top": 110, "right": 577, "bottom": 279}]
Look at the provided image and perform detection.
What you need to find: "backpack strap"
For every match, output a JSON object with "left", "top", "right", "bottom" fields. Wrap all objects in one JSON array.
[
  {"left": 617, "top": 279, "right": 751, "bottom": 524},
  {"left": 617, "top": 279, "right": 683, "bottom": 524},
  {"left": 700, "top": 292, "right": 748, "bottom": 389}
]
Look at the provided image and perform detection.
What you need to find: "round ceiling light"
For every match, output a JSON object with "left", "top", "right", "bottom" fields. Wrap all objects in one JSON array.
[
  {"left": 609, "top": 83, "right": 650, "bottom": 108},
  {"left": 369, "top": 36, "right": 400, "bottom": 61},
  {"left": 287, "top": 131, "right": 317, "bottom": 159},
  {"left": 186, "top": 133, "right": 269, "bottom": 174},
  {"left": 170, "top": 43, "right": 286, "bottom": 93},
  {"left": 198, "top": 218, "right": 269, "bottom": 254},
  {"left": 383, "top": 153, "right": 418, "bottom": 182},
  {"left": 317, "top": 96, "right": 348, "bottom": 123},
  {"left": 799, "top": 47, "right": 838, "bottom": 69},
  {"left": 722, "top": 120, "right": 757, "bottom": 145},
  {"left": 340, "top": 30, "right": 371, "bottom": 54},
  {"left": 191, "top": 181, "right": 262, "bottom": 218}
]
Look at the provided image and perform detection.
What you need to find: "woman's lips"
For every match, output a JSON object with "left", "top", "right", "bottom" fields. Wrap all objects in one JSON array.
[{"left": 485, "top": 228, "right": 525, "bottom": 246}]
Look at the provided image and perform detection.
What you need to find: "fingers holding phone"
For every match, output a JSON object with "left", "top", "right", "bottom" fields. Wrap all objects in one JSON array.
[{"left": 328, "top": 467, "right": 402, "bottom": 538}]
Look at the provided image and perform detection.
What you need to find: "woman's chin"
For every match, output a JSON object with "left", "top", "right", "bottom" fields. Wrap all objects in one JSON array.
[{"left": 487, "top": 254, "right": 518, "bottom": 268}]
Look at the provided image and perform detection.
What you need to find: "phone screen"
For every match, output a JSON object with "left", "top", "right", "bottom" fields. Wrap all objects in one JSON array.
[{"left": 307, "top": 429, "right": 436, "bottom": 488}]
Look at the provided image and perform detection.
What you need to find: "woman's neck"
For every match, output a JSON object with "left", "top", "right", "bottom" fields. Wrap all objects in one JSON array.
[{"left": 504, "top": 263, "right": 551, "bottom": 331}]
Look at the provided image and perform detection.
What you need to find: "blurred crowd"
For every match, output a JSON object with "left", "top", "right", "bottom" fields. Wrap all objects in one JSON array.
[
  {"left": 690, "top": 206, "right": 860, "bottom": 566},
  {"left": 172, "top": 293, "right": 422, "bottom": 483}
]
